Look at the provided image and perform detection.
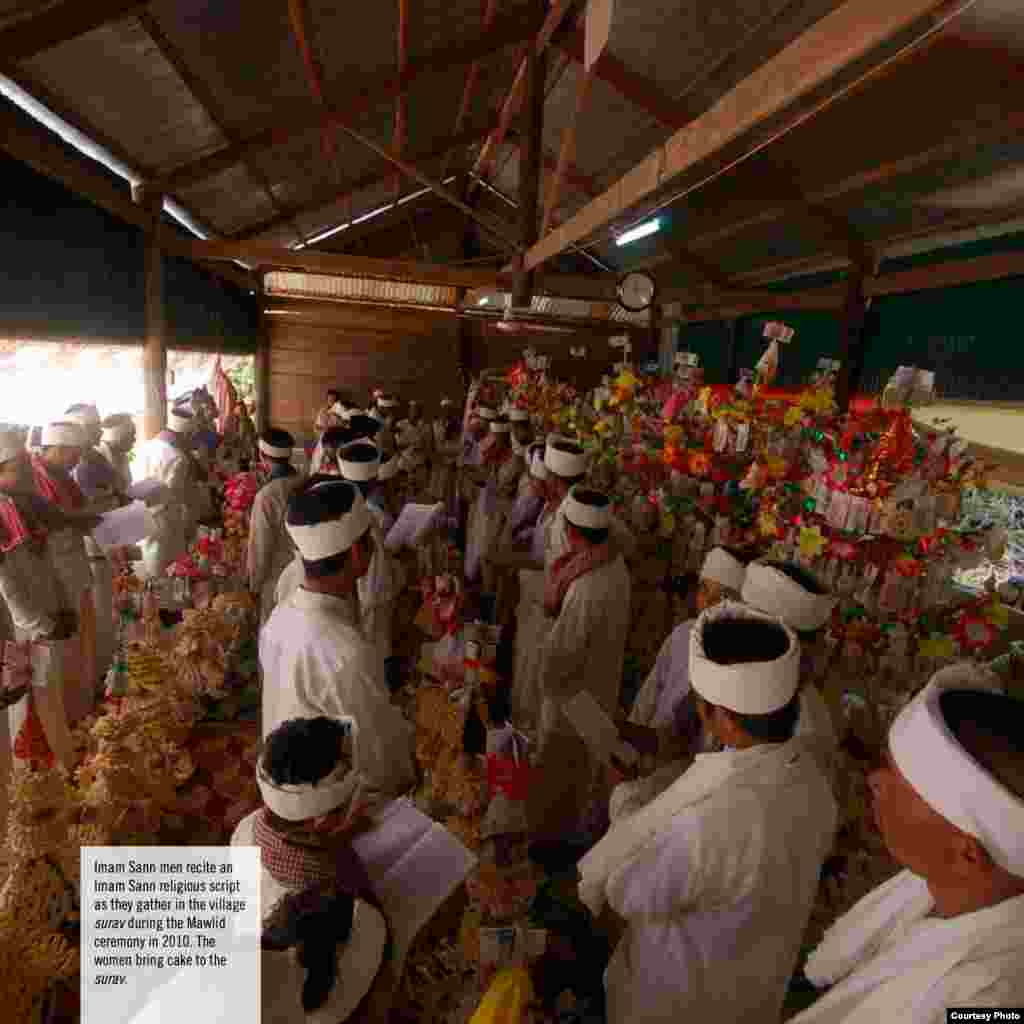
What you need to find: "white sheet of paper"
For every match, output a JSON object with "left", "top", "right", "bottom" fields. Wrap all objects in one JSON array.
[
  {"left": 384, "top": 502, "right": 444, "bottom": 551},
  {"left": 92, "top": 501, "right": 156, "bottom": 549},
  {"left": 562, "top": 691, "right": 639, "bottom": 766},
  {"left": 352, "top": 798, "right": 476, "bottom": 968}
]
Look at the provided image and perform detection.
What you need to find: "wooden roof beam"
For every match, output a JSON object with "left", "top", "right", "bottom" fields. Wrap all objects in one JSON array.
[
  {"left": 0, "top": 0, "right": 145, "bottom": 62},
  {"left": 392, "top": 0, "right": 410, "bottom": 200},
  {"left": 151, "top": 4, "right": 546, "bottom": 194},
  {"left": 524, "top": 0, "right": 982, "bottom": 272}
]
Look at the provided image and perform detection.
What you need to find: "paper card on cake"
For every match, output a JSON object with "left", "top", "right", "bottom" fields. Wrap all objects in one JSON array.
[
  {"left": 385, "top": 502, "right": 445, "bottom": 551},
  {"left": 562, "top": 690, "right": 639, "bottom": 767},
  {"left": 92, "top": 501, "right": 156, "bottom": 549}
]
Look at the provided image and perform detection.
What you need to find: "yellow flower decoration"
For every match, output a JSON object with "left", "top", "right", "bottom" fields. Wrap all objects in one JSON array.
[
  {"left": 615, "top": 368, "right": 639, "bottom": 392},
  {"left": 659, "top": 512, "right": 676, "bottom": 538},
  {"left": 918, "top": 633, "right": 955, "bottom": 659},
  {"left": 798, "top": 525, "right": 828, "bottom": 560},
  {"left": 984, "top": 600, "right": 1009, "bottom": 629},
  {"left": 765, "top": 456, "right": 788, "bottom": 480},
  {"left": 784, "top": 406, "right": 804, "bottom": 428},
  {"left": 594, "top": 418, "right": 614, "bottom": 437},
  {"left": 664, "top": 425, "right": 684, "bottom": 446},
  {"left": 758, "top": 508, "right": 781, "bottom": 539}
]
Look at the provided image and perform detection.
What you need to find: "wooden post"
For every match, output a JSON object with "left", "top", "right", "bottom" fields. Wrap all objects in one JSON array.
[
  {"left": 835, "top": 270, "right": 867, "bottom": 413},
  {"left": 724, "top": 318, "right": 741, "bottom": 385},
  {"left": 511, "top": 6, "right": 546, "bottom": 310},
  {"left": 133, "top": 183, "right": 166, "bottom": 441},
  {"left": 254, "top": 277, "right": 271, "bottom": 434},
  {"left": 648, "top": 302, "right": 662, "bottom": 370}
]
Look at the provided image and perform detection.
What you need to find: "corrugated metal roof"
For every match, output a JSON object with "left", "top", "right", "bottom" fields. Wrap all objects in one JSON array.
[{"left": 264, "top": 271, "right": 459, "bottom": 308}]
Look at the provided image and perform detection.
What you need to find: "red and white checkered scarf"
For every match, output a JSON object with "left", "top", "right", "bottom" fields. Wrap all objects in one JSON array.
[
  {"left": 253, "top": 809, "right": 338, "bottom": 889},
  {"left": 543, "top": 542, "right": 614, "bottom": 618},
  {"left": 0, "top": 493, "right": 50, "bottom": 554}
]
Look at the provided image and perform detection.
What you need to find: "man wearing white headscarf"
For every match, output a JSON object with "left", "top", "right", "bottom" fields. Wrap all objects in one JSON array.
[
  {"left": 789, "top": 665, "right": 1024, "bottom": 1023},
  {"left": 609, "top": 546, "right": 754, "bottom": 822},
  {"left": 528, "top": 487, "right": 632, "bottom": 842},
  {"left": 259, "top": 480, "right": 415, "bottom": 810},
  {"left": 742, "top": 560, "right": 840, "bottom": 784},
  {"left": 248, "top": 428, "right": 302, "bottom": 627},
  {"left": 133, "top": 408, "right": 198, "bottom": 576},
  {"left": 97, "top": 414, "right": 136, "bottom": 495},
  {"left": 578, "top": 603, "right": 836, "bottom": 1024}
]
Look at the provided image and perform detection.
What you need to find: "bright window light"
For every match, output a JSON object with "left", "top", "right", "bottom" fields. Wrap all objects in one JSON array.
[
  {"left": 615, "top": 218, "right": 661, "bottom": 246},
  {"left": 0, "top": 73, "right": 209, "bottom": 240},
  {"left": 478, "top": 297, "right": 490, "bottom": 306}
]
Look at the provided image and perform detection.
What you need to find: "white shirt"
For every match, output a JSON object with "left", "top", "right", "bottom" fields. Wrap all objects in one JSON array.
[
  {"left": 259, "top": 587, "right": 414, "bottom": 802},
  {"left": 601, "top": 742, "right": 837, "bottom": 1024}
]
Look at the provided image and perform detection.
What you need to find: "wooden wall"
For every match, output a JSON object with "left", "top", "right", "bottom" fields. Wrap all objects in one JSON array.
[{"left": 267, "top": 302, "right": 463, "bottom": 440}]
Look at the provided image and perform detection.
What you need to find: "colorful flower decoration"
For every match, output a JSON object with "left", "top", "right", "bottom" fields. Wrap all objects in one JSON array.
[
  {"left": 953, "top": 612, "right": 997, "bottom": 652},
  {"left": 798, "top": 525, "right": 828, "bottom": 560},
  {"left": 918, "top": 633, "right": 955, "bottom": 659}
]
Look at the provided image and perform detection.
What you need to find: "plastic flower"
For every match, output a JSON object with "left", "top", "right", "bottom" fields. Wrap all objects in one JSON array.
[
  {"left": 784, "top": 406, "right": 805, "bottom": 428},
  {"left": 829, "top": 539, "right": 856, "bottom": 560},
  {"left": 759, "top": 508, "right": 782, "bottom": 539},
  {"left": 798, "top": 526, "right": 828, "bottom": 560},
  {"left": 983, "top": 600, "right": 1009, "bottom": 629},
  {"left": 659, "top": 512, "right": 676, "bottom": 538},
  {"left": 953, "top": 613, "right": 997, "bottom": 652},
  {"left": 765, "top": 456, "right": 788, "bottom": 480},
  {"left": 688, "top": 451, "right": 711, "bottom": 477},
  {"left": 918, "top": 633, "right": 955, "bottom": 659},
  {"left": 893, "top": 554, "right": 924, "bottom": 578}
]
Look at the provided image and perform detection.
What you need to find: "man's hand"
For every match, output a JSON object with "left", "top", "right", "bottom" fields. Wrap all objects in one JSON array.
[{"left": 617, "top": 721, "right": 659, "bottom": 759}]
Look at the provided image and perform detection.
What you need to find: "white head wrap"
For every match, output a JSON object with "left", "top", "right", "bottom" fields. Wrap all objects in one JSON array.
[
  {"left": 563, "top": 486, "right": 611, "bottom": 530},
  {"left": 690, "top": 601, "right": 801, "bottom": 714},
  {"left": 477, "top": 406, "right": 497, "bottom": 421},
  {"left": 259, "top": 438, "right": 293, "bottom": 459},
  {"left": 489, "top": 420, "right": 511, "bottom": 434},
  {"left": 0, "top": 430, "right": 25, "bottom": 464},
  {"left": 286, "top": 486, "right": 374, "bottom": 561},
  {"left": 257, "top": 749, "right": 357, "bottom": 820},
  {"left": 508, "top": 408, "right": 530, "bottom": 422},
  {"left": 65, "top": 407, "right": 100, "bottom": 428},
  {"left": 545, "top": 439, "right": 587, "bottom": 478},
  {"left": 440, "top": 398, "right": 454, "bottom": 408},
  {"left": 101, "top": 420, "right": 135, "bottom": 444},
  {"left": 168, "top": 409, "right": 194, "bottom": 434},
  {"left": 742, "top": 561, "right": 836, "bottom": 633},
  {"left": 339, "top": 446, "right": 380, "bottom": 482},
  {"left": 41, "top": 422, "right": 86, "bottom": 448},
  {"left": 889, "top": 664, "right": 1024, "bottom": 875},
  {"left": 701, "top": 547, "right": 747, "bottom": 593}
]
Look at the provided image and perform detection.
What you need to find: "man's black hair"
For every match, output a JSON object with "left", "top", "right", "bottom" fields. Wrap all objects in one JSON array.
[
  {"left": 345, "top": 415, "right": 383, "bottom": 441},
  {"left": 764, "top": 560, "right": 829, "bottom": 596},
  {"left": 699, "top": 616, "right": 799, "bottom": 743},
  {"left": 260, "top": 427, "right": 295, "bottom": 463},
  {"left": 326, "top": 388, "right": 341, "bottom": 402},
  {"left": 262, "top": 716, "right": 347, "bottom": 787},
  {"left": 940, "top": 689, "right": 1024, "bottom": 801},
  {"left": 319, "top": 426, "right": 349, "bottom": 450},
  {"left": 287, "top": 479, "right": 369, "bottom": 579},
  {"left": 339, "top": 442, "right": 379, "bottom": 498}
]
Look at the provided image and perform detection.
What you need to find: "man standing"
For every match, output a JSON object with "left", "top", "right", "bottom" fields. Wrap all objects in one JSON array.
[
  {"left": 248, "top": 428, "right": 302, "bottom": 627},
  {"left": 528, "top": 487, "right": 632, "bottom": 843},
  {"left": 791, "top": 666, "right": 1024, "bottom": 1022},
  {"left": 134, "top": 407, "right": 197, "bottom": 576},
  {"left": 259, "top": 479, "right": 415, "bottom": 813},
  {"left": 31, "top": 422, "right": 99, "bottom": 723},
  {"left": 97, "top": 415, "right": 136, "bottom": 495},
  {"left": 578, "top": 602, "right": 837, "bottom": 1024}
]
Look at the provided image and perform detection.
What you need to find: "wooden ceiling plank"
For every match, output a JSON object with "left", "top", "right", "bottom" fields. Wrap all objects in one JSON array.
[
  {"left": 393, "top": 0, "right": 410, "bottom": 200},
  {"left": 541, "top": 63, "right": 596, "bottom": 234},
  {"left": 524, "top": 0, "right": 982, "bottom": 272},
  {"left": 0, "top": 0, "right": 145, "bottom": 62},
  {"left": 152, "top": 4, "right": 545, "bottom": 194}
]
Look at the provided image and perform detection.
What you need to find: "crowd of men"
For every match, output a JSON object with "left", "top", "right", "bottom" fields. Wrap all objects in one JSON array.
[{"left": 1, "top": 379, "right": 1021, "bottom": 1023}]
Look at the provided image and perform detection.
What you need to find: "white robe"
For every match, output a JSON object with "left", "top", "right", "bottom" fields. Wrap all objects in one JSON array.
[
  {"left": 133, "top": 437, "right": 193, "bottom": 576},
  {"left": 259, "top": 588, "right": 414, "bottom": 804},
  {"left": 247, "top": 473, "right": 302, "bottom": 626},
  {"left": 588, "top": 740, "right": 837, "bottom": 1024},
  {"left": 792, "top": 872, "right": 1024, "bottom": 1024}
]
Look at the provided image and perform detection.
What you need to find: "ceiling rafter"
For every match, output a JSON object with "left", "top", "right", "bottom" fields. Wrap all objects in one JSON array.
[
  {"left": 135, "top": 9, "right": 303, "bottom": 244},
  {"left": 0, "top": 0, "right": 145, "bottom": 62},
  {"left": 392, "top": 0, "right": 410, "bottom": 199},
  {"left": 525, "top": 0, "right": 982, "bottom": 272},
  {"left": 150, "top": 4, "right": 546, "bottom": 194}
]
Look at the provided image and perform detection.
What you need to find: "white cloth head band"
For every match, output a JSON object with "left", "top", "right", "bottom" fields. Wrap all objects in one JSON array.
[
  {"left": 257, "top": 751, "right": 355, "bottom": 820},
  {"left": 477, "top": 407, "right": 497, "bottom": 421},
  {"left": 508, "top": 408, "right": 530, "bottom": 422},
  {"left": 742, "top": 561, "right": 836, "bottom": 633},
  {"left": 545, "top": 440, "right": 587, "bottom": 478},
  {"left": 0, "top": 430, "right": 25, "bottom": 464},
  {"left": 378, "top": 398, "right": 399, "bottom": 409},
  {"left": 701, "top": 547, "right": 747, "bottom": 593},
  {"left": 259, "top": 439, "right": 293, "bottom": 459},
  {"left": 41, "top": 423, "right": 86, "bottom": 447},
  {"left": 287, "top": 488, "right": 374, "bottom": 561},
  {"left": 489, "top": 421, "right": 511, "bottom": 434},
  {"left": 101, "top": 423, "right": 134, "bottom": 443},
  {"left": 66, "top": 408, "right": 100, "bottom": 427},
  {"left": 889, "top": 665, "right": 1024, "bottom": 876},
  {"left": 564, "top": 486, "right": 611, "bottom": 529},
  {"left": 690, "top": 601, "right": 801, "bottom": 714},
  {"left": 339, "top": 451, "right": 380, "bottom": 481},
  {"left": 168, "top": 410, "right": 193, "bottom": 433}
]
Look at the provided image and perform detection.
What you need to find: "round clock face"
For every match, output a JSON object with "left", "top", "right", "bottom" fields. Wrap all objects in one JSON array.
[{"left": 617, "top": 272, "right": 656, "bottom": 312}]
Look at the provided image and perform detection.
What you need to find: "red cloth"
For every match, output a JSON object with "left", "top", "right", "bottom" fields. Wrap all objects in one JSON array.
[
  {"left": 0, "top": 495, "right": 47, "bottom": 554},
  {"left": 543, "top": 541, "right": 613, "bottom": 618},
  {"left": 252, "top": 809, "right": 337, "bottom": 889},
  {"left": 479, "top": 433, "right": 512, "bottom": 465},
  {"left": 30, "top": 456, "right": 85, "bottom": 512}
]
